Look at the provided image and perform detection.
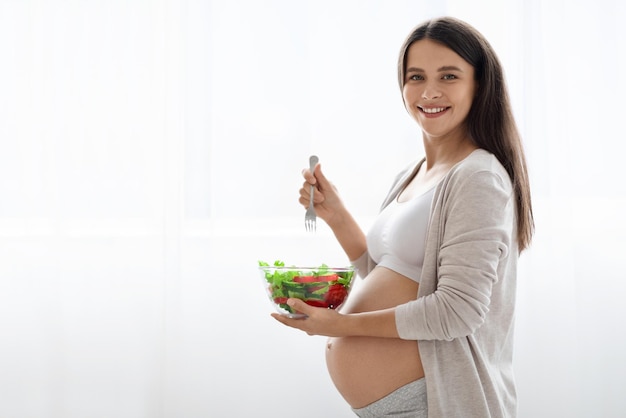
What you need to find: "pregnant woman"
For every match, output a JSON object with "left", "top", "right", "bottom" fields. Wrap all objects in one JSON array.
[{"left": 272, "top": 16, "right": 534, "bottom": 418}]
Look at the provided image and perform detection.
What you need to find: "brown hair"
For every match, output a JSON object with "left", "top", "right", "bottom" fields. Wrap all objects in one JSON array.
[{"left": 398, "top": 16, "right": 534, "bottom": 251}]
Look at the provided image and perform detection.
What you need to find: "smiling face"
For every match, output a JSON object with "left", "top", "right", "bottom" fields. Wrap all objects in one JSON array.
[{"left": 402, "top": 39, "right": 477, "bottom": 143}]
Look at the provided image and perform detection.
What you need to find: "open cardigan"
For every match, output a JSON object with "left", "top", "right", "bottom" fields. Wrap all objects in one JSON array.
[{"left": 352, "top": 149, "right": 518, "bottom": 418}]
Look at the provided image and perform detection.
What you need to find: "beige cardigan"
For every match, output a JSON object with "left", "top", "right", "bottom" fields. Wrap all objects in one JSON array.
[{"left": 352, "top": 149, "right": 518, "bottom": 417}]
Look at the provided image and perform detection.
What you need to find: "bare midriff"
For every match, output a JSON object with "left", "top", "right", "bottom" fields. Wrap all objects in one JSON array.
[{"left": 325, "top": 266, "right": 424, "bottom": 409}]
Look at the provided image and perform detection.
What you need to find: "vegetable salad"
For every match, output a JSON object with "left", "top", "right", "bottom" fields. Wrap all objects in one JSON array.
[{"left": 259, "top": 260, "right": 354, "bottom": 314}]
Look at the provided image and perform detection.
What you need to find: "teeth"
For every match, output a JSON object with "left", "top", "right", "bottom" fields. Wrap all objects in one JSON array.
[{"left": 421, "top": 107, "right": 446, "bottom": 114}]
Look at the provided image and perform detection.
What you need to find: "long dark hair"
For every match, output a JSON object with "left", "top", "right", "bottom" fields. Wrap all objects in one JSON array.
[{"left": 397, "top": 16, "right": 534, "bottom": 252}]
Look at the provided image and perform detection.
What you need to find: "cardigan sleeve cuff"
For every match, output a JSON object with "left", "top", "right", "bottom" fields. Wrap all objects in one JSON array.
[{"left": 395, "top": 301, "right": 420, "bottom": 340}]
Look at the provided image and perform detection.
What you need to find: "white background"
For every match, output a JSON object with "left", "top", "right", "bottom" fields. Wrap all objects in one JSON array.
[{"left": 1, "top": 0, "right": 625, "bottom": 417}]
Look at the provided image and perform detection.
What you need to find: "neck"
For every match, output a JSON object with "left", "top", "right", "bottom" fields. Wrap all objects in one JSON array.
[{"left": 421, "top": 133, "right": 477, "bottom": 171}]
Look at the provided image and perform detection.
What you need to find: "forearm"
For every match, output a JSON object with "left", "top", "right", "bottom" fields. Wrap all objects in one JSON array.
[
  {"left": 272, "top": 298, "right": 400, "bottom": 338},
  {"left": 327, "top": 208, "right": 367, "bottom": 262},
  {"left": 346, "top": 307, "right": 400, "bottom": 338}
]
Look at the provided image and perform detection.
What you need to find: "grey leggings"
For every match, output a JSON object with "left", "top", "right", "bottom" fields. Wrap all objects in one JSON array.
[{"left": 352, "top": 378, "right": 427, "bottom": 418}]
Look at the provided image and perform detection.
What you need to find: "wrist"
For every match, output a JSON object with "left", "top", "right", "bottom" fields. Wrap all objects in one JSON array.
[
  {"left": 326, "top": 207, "right": 349, "bottom": 230},
  {"left": 338, "top": 312, "right": 364, "bottom": 337}
]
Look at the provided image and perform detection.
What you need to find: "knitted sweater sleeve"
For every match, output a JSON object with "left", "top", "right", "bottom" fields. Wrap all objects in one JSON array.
[{"left": 395, "top": 167, "right": 515, "bottom": 341}]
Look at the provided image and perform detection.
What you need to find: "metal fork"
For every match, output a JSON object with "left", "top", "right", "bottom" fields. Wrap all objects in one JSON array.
[{"left": 304, "top": 155, "right": 319, "bottom": 232}]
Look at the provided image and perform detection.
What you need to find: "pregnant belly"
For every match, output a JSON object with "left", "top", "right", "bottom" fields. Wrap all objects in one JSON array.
[{"left": 326, "top": 267, "right": 425, "bottom": 408}]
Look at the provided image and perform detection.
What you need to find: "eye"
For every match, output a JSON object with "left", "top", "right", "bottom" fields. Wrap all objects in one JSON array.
[
  {"left": 408, "top": 74, "right": 424, "bottom": 81},
  {"left": 442, "top": 74, "right": 457, "bottom": 80}
]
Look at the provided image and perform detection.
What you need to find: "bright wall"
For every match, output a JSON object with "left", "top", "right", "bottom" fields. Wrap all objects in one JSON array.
[{"left": 1, "top": 1, "right": 624, "bottom": 417}]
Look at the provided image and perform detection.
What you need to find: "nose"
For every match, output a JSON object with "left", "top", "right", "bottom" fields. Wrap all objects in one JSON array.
[{"left": 421, "top": 83, "right": 442, "bottom": 100}]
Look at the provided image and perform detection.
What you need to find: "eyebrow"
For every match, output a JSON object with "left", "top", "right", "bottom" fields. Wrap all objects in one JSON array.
[{"left": 406, "top": 65, "right": 464, "bottom": 73}]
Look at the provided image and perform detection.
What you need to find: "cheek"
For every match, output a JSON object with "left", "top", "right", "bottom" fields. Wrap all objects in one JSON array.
[
  {"left": 458, "top": 90, "right": 475, "bottom": 112},
  {"left": 402, "top": 86, "right": 417, "bottom": 107},
  {"left": 460, "top": 96, "right": 474, "bottom": 113}
]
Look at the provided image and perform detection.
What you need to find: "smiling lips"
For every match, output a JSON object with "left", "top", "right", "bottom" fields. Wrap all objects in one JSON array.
[{"left": 419, "top": 106, "right": 448, "bottom": 114}]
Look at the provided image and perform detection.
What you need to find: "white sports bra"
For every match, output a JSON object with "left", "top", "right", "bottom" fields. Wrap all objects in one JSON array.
[{"left": 366, "top": 186, "right": 435, "bottom": 283}]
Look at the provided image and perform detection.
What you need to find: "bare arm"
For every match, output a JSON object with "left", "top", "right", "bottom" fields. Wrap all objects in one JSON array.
[{"left": 271, "top": 298, "right": 399, "bottom": 338}]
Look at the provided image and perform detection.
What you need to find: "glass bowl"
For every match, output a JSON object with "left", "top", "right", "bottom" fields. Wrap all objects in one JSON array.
[{"left": 258, "top": 262, "right": 355, "bottom": 318}]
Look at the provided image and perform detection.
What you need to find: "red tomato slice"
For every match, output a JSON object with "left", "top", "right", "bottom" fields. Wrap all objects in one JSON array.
[
  {"left": 293, "top": 274, "right": 340, "bottom": 283},
  {"left": 293, "top": 275, "right": 317, "bottom": 283},
  {"left": 304, "top": 299, "right": 329, "bottom": 308},
  {"left": 317, "top": 274, "right": 339, "bottom": 282}
]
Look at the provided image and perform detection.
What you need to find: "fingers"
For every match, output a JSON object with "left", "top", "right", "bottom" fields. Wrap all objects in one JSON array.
[
  {"left": 313, "top": 163, "right": 329, "bottom": 187},
  {"left": 287, "top": 298, "right": 312, "bottom": 316},
  {"left": 270, "top": 299, "right": 316, "bottom": 334},
  {"left": 270, "top": 298, "right": 343, "bottom": 337},
  {"left": 302, "top": 161, "right": 328, "bottom": 185},
  {"left": 270, "top": 300, "right": 310, "bottom": 331},
  {"left": 302, "top": 163, "right": 330, "bottom": 191},
  {"left": 300, "top": 162, "right": 324, "bottom": 204},
  {"left": 301, "top": 166, "right": 317, "bottom": 185},
  {"left": 270, "top": 299, "right": 315, "bottom": 323},
  {"left": 299, "top": 161, "right": 337, "bottom": 210},
  {"left": 299, "top": 182, "right": 317, "bottom": 205}
]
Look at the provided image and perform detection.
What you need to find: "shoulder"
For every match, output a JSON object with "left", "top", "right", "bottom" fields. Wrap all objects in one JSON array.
[{"left": 447, "top": 149, "right": 511, "bottom": 189}]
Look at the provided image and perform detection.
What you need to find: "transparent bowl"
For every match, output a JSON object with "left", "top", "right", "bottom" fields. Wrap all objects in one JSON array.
[{"left": 259, "top": 264, "right": 355, "bottom": 318}]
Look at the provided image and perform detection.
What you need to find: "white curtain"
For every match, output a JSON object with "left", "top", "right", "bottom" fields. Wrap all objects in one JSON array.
[{"left": 1, "top": 1, "right": 624, "bottom": 417}]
